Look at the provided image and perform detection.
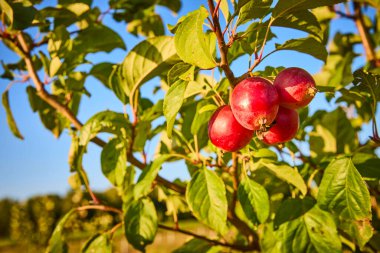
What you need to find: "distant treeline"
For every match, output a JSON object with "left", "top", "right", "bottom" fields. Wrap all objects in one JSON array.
[{"left": 0, "top": 189, "right": 191, "bottom": 248}]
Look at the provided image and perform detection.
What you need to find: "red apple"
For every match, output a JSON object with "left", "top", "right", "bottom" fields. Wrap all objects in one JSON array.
[
  {"left": 262, "top": 107, "right": 299, "bottom": 145},
  {"left": 273, "top": 67, "right": 317, "bottom": 109},
  {"left": 231, "top": 77, "right": 279, "bottom": 131},
  {"left": 208, "top": 105, "right": 254, "bottom": 152}
]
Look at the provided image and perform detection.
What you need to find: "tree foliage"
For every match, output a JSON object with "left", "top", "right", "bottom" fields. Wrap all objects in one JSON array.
[{"left": 1, "top": 0, "right": 380, "bottom": 252}]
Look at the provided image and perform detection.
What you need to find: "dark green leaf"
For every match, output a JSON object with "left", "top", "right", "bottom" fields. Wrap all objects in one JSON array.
[
  {"left": 90, "top": 63, "right": 128, "bottom": 104},
  {"left": 134, "top": 155, "right": 173, "bottom": 199},
  {"left": 2, "top": 90, "right": 24, "bottom": 139},
  {"left": 124, "top": 198, "right": 158, "bottom": 251},
  {"left": 191, "top": 101, "right": 215, "bottom": 135},
  {"left": 272, "top": 11, "right": 321, "bottom": 39},
  {"left": 174, "top": 6, "right": 216, "bottom": 69},
  {"left": 26, "top": 86, "right": 68, "bottom": 138},
  {"left": 74, "top": 24, "right": 126, "bottom": 54},
  {"left": 158, "top": 0, "right": 181, "bottom": 12},
  {"left": 352, "top": 153, "right": 380, "bottom": 179},
  {"left": 353, "top": 69, "right": 380, "bottom": 101},
  {"left": 262, "top": 206, "right": 342, "bottom": 253},
  {"left": 173, "top": 238, "right": 217, "bottom": 253},
  {"left": 237, "top": 0, "right": 272, "bottom": 25},
  {"left": 10, "top": 2, "right": 37, "bottom": 30},
  {"left": 81, "top": 233, "right": 112, "bottom": 253},
  {"left": 122, "top": 36, "right": 179, "bottom": 96},
  {"left": 317, "top": 157, "right": 373, "bottom": 248},
  {"left": 238, "top": 176, "right": 270, "bottom": 224},
  {"left": 275, "top": 37, "right": 328, "bottom": 62},
  {"left": 163, "top": 80, "right": 188, "bottom": 138},
  {"left": 101, "top": 138, "right": 127, "bottom": 187},
  {"left": 46, "top": 209, "right": 75, "bottom": 253},
  {"left": 186, "top": 167, "right": 228, "bottom": 235},
  {"left": 309, "top": 108, "right": 357, "bottom": 157},
  {"left": 71, "top": 111, "right": 132, "bottom": 172},
  {"left": 273, "top": 197, "right": 315, "bottom": 230},
  {"left": 272, "top": 0, "right": 346, "bottom": 18},
  {"left": 254, "top": 159, "right": 307, "bottom": 195}
]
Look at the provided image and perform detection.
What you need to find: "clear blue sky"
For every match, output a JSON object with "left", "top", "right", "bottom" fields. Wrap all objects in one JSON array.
[{"left": 0, "top": 1, "right": 376, "bottom": 200}]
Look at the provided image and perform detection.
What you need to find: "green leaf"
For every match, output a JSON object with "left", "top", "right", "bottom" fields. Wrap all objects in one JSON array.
[
  {"left": 186, "top": 167, "right": 228, "bottom": 235},
  {"left": 238, "top": 176, "right": 270, "bottom": 224},
  {"left": 72, "top": 111, "right": 132, "bottom": 172},
  {"left": 127, "top": 12, "right": 164, "bottom": 37},
  {"left": 74, "top": 24, "right": 126, "bottom": 54},
  {"left": 46, "top": 209, "right": 75, "bottom": 253},
  {"left": 174, "top": 6, "right": 216, "bottom": 69},
  {"left": 353, "top": 69, "right": 380, "bottom": 101},
  {"left": 158, "top": 0, "right": 181, "bottom": 12},
  {"left": 191, "top": 101, "right": 215, "bottom": 135},
  {"left": 124, "top": 198, "right": 158, "bottom": 251},
  {"left": 272, "top": 0, "right": 346, "bottom": 18},
  {"left": 274, "top": 197, "right": 315, "bottom": 230},
  {"left": 237, "top": 0, "right": 272, "bottom": 25},
  {"left": 163, "top": 80, "right": 188, "bottom": 138},
  {"left": 9, "top": 2, "right": 37, "bottom": 30},
  {"left": 26, "top": 86, "right": 68, "bottom": 138},
  {"left": 352, "top": 153, "right": 380, "bottom": 179},
  {"left": 217, "top": 0, "right": 230, "bottom": 23},
  {"left": 275, "top": 37, "right": 327, "bottom": 62},
  {"left": 81, "top": 233, "right": 112, "bottom": 253},
  {"left": 309, "top": 108, "right": 357, "bottom": 158},
  {"left": 254, "top": 159, "right": 307, "bottom": 196},
  {"left": 272, "top": 11, "right": 321, "bottom": 39},
  {"left": 90, "top": 63, "right": 128, "bottom": 104},
  {"left": 173, "top": 238, "right": 217, "bottom": 253},
  {"left": 262, "top": 206, "right": 342, "bottom": 253},
  {"left": 167, "top": 62, "right": 195, "bottom": 86},
  {"left": 122, "top": 36, "right": 179, "bottom": 96},
  {"left": 101, "top": 138, "right": 127, "bottom": 187},
  {"left": 134, "top": 155, "right": 173, "bottom": 199},
  {"left": 0, "top": 0, "right": 13, "bottom": 25},
  {"left": 2, "top": 90, "right": 23, "bottom": 139},
  {"left": 317, "top": 157, "right": 372, "bottom": 247}
]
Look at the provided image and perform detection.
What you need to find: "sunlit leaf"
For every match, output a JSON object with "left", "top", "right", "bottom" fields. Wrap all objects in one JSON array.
[
  {"left": 174, "top": 6, "right": 216, "bottom": 69},
  {"left": 186, "top": 167, "right": 228, "bottom": 235}
]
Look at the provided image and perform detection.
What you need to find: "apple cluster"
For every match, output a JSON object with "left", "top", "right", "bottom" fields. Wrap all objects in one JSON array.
[{"left": 208, "top": 67, "right": 317, "bottom": 152}]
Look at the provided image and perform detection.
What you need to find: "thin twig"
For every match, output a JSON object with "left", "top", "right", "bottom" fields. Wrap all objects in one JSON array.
[
  {"left": 158, "top": 224, "right": 255, "bottom": 252},
  {"left": 77, "top": 205, "right": 123, "bottom": 215}
]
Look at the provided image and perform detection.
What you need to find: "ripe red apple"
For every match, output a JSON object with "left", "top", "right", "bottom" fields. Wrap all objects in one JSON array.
[
  {"left": 262, "top": 107, "right": 299, "bottom": 145},
  {"left": 231, "top": 77, "right": 279, "bottom": 131},
  {"left": 208, "top": 105, "right": 254, "bottom": 152},
  {"left": 273, "top": 67, "right": 317, "bottom": 109}
]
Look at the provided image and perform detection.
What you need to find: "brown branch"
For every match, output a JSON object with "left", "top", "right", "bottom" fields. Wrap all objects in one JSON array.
[
  {"left": 208, "top": 0, "right": 236, "bottom": 87},
  {"left": 353, "top": 2, "right": 379, "bottom": 67},
  {"left": 76, "top": 205, "right": 123, "bottom": 215},
  {"left": 158, "top": 224, "right": 256, "bottom": 252},
  {"left": 15, "top": 32, "right": 186, "bottom": 195}
]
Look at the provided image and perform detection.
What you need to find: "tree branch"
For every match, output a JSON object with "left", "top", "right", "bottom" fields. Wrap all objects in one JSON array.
[
  {"left": 353, "top": 2, "right": 379, "bottom": 67},
  {"left": 158, "top": 224, "right": 256, "bottom": 252},
  {"left": 208, "top": 0, "right": 237, "bottom": 87},
  {"left": 76, "top": 205, "right": 123, "bottom": 215},
  {"left": 15, "top": 32, "right": 185, "bottom": 195}
]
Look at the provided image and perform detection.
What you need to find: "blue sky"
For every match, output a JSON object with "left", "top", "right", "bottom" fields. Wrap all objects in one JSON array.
[{"left": 0, "top": 1, "right": 376, "bottom": 200}]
